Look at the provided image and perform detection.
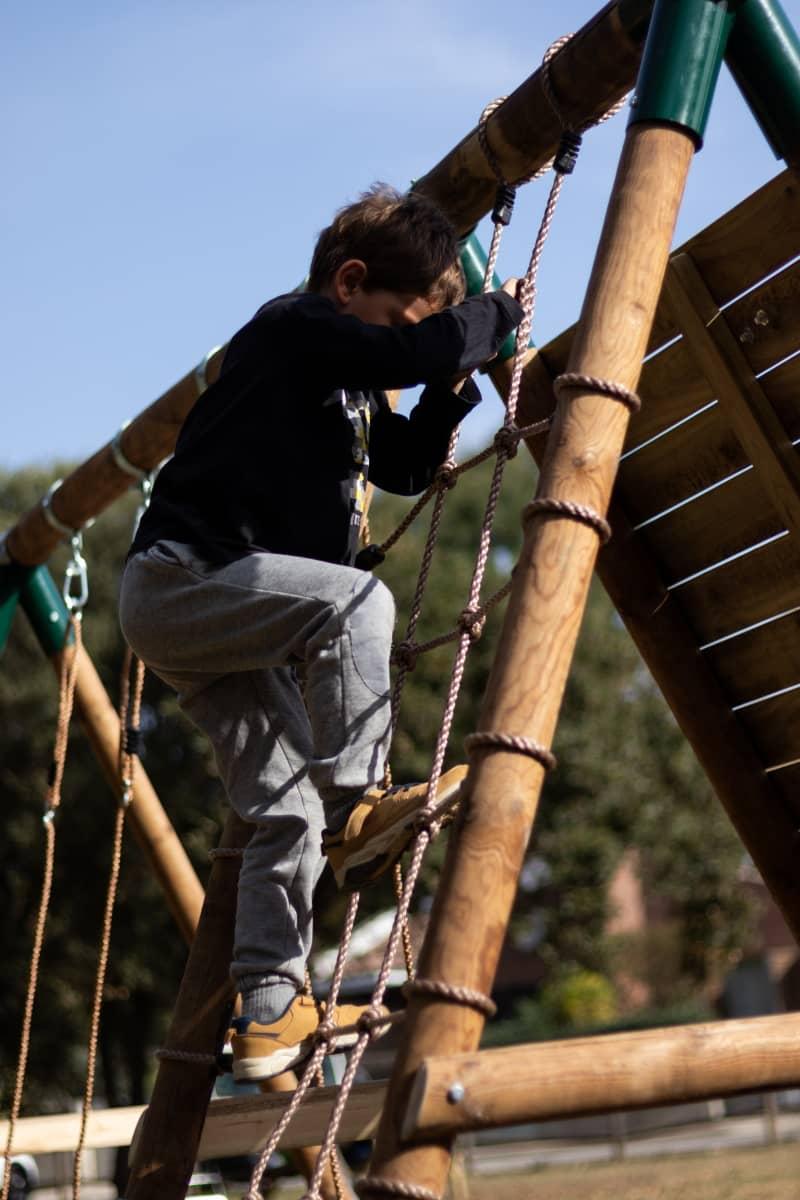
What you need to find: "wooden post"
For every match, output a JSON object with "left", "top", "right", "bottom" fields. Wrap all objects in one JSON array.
[
  {"left": 402, "top": 1013, "right": 800, "bottom": 1139},
  {"left": 364, "top": 121, "right": 696, "bottom": 1198}
]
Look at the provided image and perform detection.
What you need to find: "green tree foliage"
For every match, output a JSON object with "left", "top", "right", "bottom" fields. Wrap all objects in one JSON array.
[{"left": 0, "top": 448, "right": 753, "bottom": 1110}]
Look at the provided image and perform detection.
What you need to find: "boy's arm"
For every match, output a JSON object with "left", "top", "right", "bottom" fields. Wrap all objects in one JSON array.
[
  {"left": 289, "top": 291, "right": 523, "bottom": 391},
  {"left": 368, "top": 377, "right": 482, "bottom": 496}
]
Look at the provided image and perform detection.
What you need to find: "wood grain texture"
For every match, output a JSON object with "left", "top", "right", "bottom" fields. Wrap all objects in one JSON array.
[{"left": 403, "top": 1014, "right": 800, "bottom": 1140}]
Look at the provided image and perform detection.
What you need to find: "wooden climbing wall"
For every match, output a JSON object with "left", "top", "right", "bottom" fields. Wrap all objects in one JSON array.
[{"left": 528, "top": 167, "right": 800, "bottom": 836}]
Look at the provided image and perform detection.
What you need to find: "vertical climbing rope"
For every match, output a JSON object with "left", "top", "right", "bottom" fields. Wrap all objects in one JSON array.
[
  {"left": 72, "top": 644, "right": 145, "bottom": 1200},
  {"left": 244, "top": 33, "right": 631, "bottom": 1198}
]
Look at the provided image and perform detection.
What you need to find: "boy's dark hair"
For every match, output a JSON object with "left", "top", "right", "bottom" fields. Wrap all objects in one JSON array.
[{"left": 308, "top": 184, "right": 465, "bottom": 308}]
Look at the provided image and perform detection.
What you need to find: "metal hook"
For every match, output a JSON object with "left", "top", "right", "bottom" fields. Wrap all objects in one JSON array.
[{"left": 63, "top": 531, "right": 89, "bottom": 612}]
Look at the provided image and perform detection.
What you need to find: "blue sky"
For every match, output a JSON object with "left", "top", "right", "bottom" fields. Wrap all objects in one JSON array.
[{"left": 2, "top": 0, "right": 796, "bottom": 471}]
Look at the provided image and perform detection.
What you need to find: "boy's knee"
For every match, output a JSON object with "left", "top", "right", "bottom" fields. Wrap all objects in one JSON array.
[{"left": 350, "top": 573, "right": 395, "bottom": 632}]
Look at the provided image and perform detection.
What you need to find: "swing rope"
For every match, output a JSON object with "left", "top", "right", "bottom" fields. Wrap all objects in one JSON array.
[
  {"left": 2, "top": 609, "right": 82, "bottom": 1200},
  {"left": 71, "top": 643, "right": 145, "bottom": 1200}
]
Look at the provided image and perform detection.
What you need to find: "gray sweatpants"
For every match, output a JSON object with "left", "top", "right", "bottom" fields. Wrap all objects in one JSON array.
[{"left": 119, "top": 540, "right": 395, "bottom": 994}]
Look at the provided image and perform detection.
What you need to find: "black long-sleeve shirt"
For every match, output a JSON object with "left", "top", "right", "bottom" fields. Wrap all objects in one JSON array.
[{"left": 130, "top": 289, "right": 523, "bottom": 566}]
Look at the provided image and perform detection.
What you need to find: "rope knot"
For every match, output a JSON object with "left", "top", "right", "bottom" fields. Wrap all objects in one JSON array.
[
  {"left": 392, "top": 640, "right": 420, "bottom": 671},
  {"left": 458, "top": 607, "right": 485, "bottom": 642},
  {"left": 493, "top": 425, "right": 520, "bottom": 459},
  {"left": 313, "top": 1018, "right": 338, "bottom": 1047},
  {"left": 356, "top": 1005, "right": 386, "bottom": 1038},
  {"left": 434, "top": 461, "right": 458, "bottom": 491}
]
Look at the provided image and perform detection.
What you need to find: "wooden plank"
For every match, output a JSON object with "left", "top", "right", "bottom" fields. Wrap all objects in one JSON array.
[
  {"left": 663, "top": 254, "right": 800, "bottom": 552},
  {"left": 647, "top": 170, "right": 800, "bottom": 354},
  {"left": 618, "top": 403, "right": 744, "bottom": 525},
  {"left": 735, "top": 688, "right": 800, "bottom": 769},
  {"left": 196, "top": 1082, "right": 387, "bottom": 1158},
  {"left": 402, "top": 1013, "right": 800, "bottom": 1141},
  {"left": 702, "top": 611, "right": 800, "bottom": 708},
  {"left": 674, "top": 532, "right": 800, "bottom": 644},
  {"left": 721, "top": 257, "right": 800, "bottom": 376},
  {"left": 538, "top": 171, "right": 800, "bottom": 385},
  {"left": 0, "top": 1107, "right": 144, "bottom": 1155},
  {"left": 764, "top": 351, "right": 800, "bottom": 442},
  {"left": 637, "top": 466, "right": 786, "bottom": 586},
  {"left": 628, "top": 336, "right": 713, "bottom": 450}
]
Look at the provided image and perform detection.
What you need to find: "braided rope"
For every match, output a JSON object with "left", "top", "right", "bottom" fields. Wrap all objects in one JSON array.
[
  {"left": 554, "top": 372, "right": 641, "bottom": 413},
  {"left": 394, "top": 863, "right": 416, "bottom": 980},
  {"left": 404, "top": 978, "right": 497, "bottom": 1019},
  {"left": 209, "top": 845, "right": 246, "bottom": 860},
  {"left": 523, "top": 497, "right": 612, "bottom": 544},
  {"left": 2, "top": 617, "right": 82, "bottom": 1200},
  {"left": 356, "top": 1181, "right": 440, "bottom": 1200},
  {"left": 245, "top": 892, "right": 361, "bottom": 1200},
  {"left": 465, "top": 730, "right": 557, "bottom": 773},
  {"left": 155, "top": 1047, "right": 218, "bottom": 1065},
  {"left": 72, "top": 645, "right": 145, "bottom": 1200},
  {"left": 248, "top": 31, "right": 631, "bottom": 1200}
]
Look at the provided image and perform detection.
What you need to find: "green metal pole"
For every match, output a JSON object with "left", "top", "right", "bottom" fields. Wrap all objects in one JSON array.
[
  {"left": 629, "top": 0, "right": 735, "bottom": 146},
  {"left": 19, "top": 566, "right": 73, "bottom": 655},
  {"left": 726, "top": 0, "right": 800, "bottom": 166},
  {"left": 459, "top": 234, "right": 524, "bottom": 363}
]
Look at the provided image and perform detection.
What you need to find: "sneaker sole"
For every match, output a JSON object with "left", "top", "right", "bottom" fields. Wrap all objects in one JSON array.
[
  {"left": 333, "top": 775, "right": 464, "bottom": 890},
  {"left": 232, "top": 1030, "right": 362, "bottom": 1082}
]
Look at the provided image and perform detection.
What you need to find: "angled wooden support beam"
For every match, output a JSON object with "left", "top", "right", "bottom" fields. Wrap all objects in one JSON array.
[
  {"left": 663, "top": 251, "right": 800, "bottom": 540},
  {"left": 365, "top": 117, "right": 698, "bottom": 1200},
  {"left": 414, "top": 0, "right": 650, "bottom": 234},
  {"left": 4, "top": 346, "right": 226, "bottom": 567},
  {"left": 402, "top": 1013, "right": 800, "bottom": 1141},
  {"left": 58, "top": 640, "right": 205, "bottom": 944}
]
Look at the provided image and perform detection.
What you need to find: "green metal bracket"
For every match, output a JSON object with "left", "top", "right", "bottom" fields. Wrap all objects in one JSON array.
[
  {"left": 18, "top": 565, "right": 74, "bottom": 656},
  {"left": 629, "top": 0, "right": 734, "bottom": 146},
  {"left": 459, "top": 233, "right": 528, "bottom": 364},
  {"left": 726, "top": 0, "right": 800, "bottom": 166}
]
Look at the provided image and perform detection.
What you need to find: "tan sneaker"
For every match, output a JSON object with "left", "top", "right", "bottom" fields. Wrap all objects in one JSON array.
[
  {"left": 231, "top": 995, "right": 388, "bottom": 1081},
  {"left": 322, "top": 765, "right": 468, "bottom": 890}
]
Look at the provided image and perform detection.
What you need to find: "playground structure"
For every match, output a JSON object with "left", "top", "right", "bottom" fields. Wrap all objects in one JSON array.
[{"left": 3, "top": 1, "right": 800, "bottom": 1198}]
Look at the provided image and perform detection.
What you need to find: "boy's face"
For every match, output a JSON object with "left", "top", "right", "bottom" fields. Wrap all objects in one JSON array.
[{"left": 328, "top": 259, "right": 439, "bottom": 327}]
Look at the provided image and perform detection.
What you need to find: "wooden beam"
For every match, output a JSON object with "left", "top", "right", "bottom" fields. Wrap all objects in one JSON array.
[
  {"left": 0, "top": 1108, "right": 145, "bottom": 1156},
  {"left": 0, "top": 1080, "right": 388, "bottom": 1158},
  {"left": 414, "top": 0, "right": 648, "bottom": 234},
  {"left": 663, "top": 251, "right": 800, "bottom": 542},
  {"left": 365, "top": 121, "right": 698, "bottom": 1200},
  {"left": 402, "top": 1013, "right": 800, "bottom": 1141},
  {"left": 197, "top": 1082, "right": 386, "bottom": 1159},
  {"left": 64, "top": 641, "right": 204, "bottom": 943},
  {"left": 5, "top": 347, "right": 225, "bottom": 567}
]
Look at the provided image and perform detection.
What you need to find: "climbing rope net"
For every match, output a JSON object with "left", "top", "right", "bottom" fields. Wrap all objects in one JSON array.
[{"left": 1, "top": 31, "right": 636, "bottom": 1200}]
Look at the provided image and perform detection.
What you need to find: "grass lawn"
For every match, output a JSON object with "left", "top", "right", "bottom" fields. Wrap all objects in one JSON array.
[{"left": 458, "top": 1143, "right": 800, "bottom": 1199}]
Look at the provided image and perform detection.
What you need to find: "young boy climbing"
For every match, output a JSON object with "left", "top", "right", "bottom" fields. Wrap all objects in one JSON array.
[{"left": 119, "top": 184, "right": 523, "bottom": 1080}]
